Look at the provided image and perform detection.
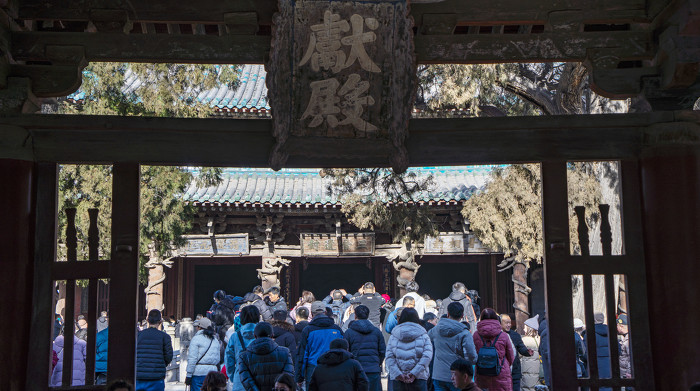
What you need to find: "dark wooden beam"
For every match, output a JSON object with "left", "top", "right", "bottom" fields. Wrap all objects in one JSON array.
[
  {"left": 51, "top": 261, "right": 109, "bottom": 280},
  {"left": 0, "top": 111, "right": 696, "bottom": 166},
  {"left": 107, "top": 163, "right": 140, "bottom": 384},
  {"left": 11, "top": 30, "right": 653, "bottom": 64},
  {"left": 16, "top": 0, "right": 649, "bottom": 25}
]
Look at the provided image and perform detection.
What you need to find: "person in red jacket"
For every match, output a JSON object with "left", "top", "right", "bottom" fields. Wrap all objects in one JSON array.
[{"left": 472, "top": 309, "right": 514, "bottom": 391}]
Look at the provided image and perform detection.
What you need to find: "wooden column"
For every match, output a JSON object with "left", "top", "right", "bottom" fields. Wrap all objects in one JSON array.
[
  {"left": 640, "top": 126, "right": 700, "bottom": 391},
  {"left": 107, "top": 163, "right": 141, "bottom": 383},
  {"left": 0, "top": 159, "right": 35, "bottom": 391}
]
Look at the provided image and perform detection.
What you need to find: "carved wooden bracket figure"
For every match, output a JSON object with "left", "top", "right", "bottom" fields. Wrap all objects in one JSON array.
[
  {"left": 386, "top": 241, "right": 421, "bottom": 294},
  {"left": 258, "top": 256, "right": 291, "bottom": 291},
  {"left": 267, "top": 0, "right": 417, "bottom": 173}
]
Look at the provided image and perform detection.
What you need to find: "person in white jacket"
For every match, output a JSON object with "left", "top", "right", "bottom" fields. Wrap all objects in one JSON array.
[
  {"left": 187, "top": 318, "right": 222, "bottom": 391},
  {"left": 386, "top": 308, "right": 433, "bottom": 391}
]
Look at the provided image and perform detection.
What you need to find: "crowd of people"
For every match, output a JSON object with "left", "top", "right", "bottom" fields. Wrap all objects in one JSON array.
[{"left": 49, "top": 280, "right": 654, "bottom": 391}]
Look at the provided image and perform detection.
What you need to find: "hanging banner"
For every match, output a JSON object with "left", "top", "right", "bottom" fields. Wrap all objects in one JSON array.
[
  {"left": 180, "top": 234, "right": 249, "bottom": 256},
  {"left": 301, "top": 233, "right": 375, "bottom": 256},
  {"left": 267, "top": 0, "right": 416, "bottom": 172},
  {"left": 424, "top": 233, "right": 466, "bottom": 254}
]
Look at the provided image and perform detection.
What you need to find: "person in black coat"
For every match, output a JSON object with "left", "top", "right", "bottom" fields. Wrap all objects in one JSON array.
[
  {"left": 135, "top": 310, "right": 173, "bottom": 390},
  {"left": 344, "top": 305, "right": 386, "bottom": 391},
  {"left": 208, "top": 290, "right": 238, "bottom": 338},
  {"left": 272, "top": 310, "right": 298, "bottom": 364},
  {"left": 309, "top": 339, "right": 369, "bottom": 391},
  {"left": 501, "top": 314, "right": 533, "bottom": 391},
  {"left": 239, "top": 322, "right": 294, "bottom": 391},
  {"left": 350, "top": 282, "right": 385, "bottom": 328}
]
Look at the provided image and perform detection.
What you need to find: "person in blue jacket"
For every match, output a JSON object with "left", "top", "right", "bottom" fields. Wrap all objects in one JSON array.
[
  {"left": 295, "top": 301, "right": 344, "bottom": 390},
  {"left": 345, "top": 305, "right": 386, "bottom": 391},
  {"left": 95, "top": 315, "right": 109, "bottom": 385},
  {"left": 385, "top": 296, "right": 416, "bottom": 334},
  {"left": 226, "top": 305, "right": 261, "bottom": 391}
]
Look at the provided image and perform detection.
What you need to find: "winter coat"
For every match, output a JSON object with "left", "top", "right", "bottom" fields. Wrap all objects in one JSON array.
[
  {"left": 506, "top": 330, "right": 532, "bottom": 381},
  {"left": 96, "top": 316, "right": 109, "bottom": 332},
  {"left": 95, "top": 328, "right": 109, "bottom": 373},
  {"left": 243, "top": 293, "right": 273, "bottom": 321},
  {"left": 384, "top": 308, "right": 399, "bottom": 334},
  {"left": 519, "top": 335, "right": 540, "bottom": 391},
  {"left": 395, "top": 292, "right": 426, "bottom": 318},
  {"left": 322, "top": 294, "right": 353, "bottom": 325},
  {"left": 135, "top": 327, "right": 173, "bottom": 381},
  {"left": 345, "top": 319, "right": 386, "bottom": 373},
  {"left": 439, "top": 291, "right": 477, "bottom": 332},
  {"left": 429, "top": 318, "right": 478, "bottom": 382},
  {"left": 226, "top": 322, "right": 257, "bottom": 390},
  {"left": 350, "top": 293, "right": 385, "bottom": 328},
  {"left": 271, "top": 320, "right": 297, "bottom": 364},
  {"left": 265, "top": 296, "right": 288, "bottom": 316},
  {"left": 385, "top": 321, "right": 433, "bottom": 381},
  {"left": 296, "top": 315, "right": 344, "bottom": 382},
  {"left": 209, "top": 296, "right": 238, "bottom": 331},
  {"left": 584, "top": 323, "right": 611, "bottom": 390},
  {"left": 293, "top": 320, "right": 309, "bottom": 344},
  {"left": 619, "top": 333, "right": 631, "bottom": 378},
  {"left": 75, "top": 327, "right": 87, "bottom": 341},
  {"left": 472, "top": 319, "right": 515, "bottom": 391},
  {"left": 187, "top": 330, "right": 222, "bottom": 377},
  {"left": 239, "top": 337, "right": 294, "bottom": 391},
  {"left": 309, "top": 349, "right": 369, "bottom": 391},
  {"left": 50, "top": 335, "right": 87, "bottom": 386}
]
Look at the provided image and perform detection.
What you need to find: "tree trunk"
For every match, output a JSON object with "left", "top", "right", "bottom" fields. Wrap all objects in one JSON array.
[
  {"left": 512, "top": 262, "right": 530, "bottom": 334},
  {"left": 146, "top": 263, "right": 165, "bottom": 312}
]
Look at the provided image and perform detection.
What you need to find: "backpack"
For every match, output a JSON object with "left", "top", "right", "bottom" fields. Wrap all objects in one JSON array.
[{"left": 476, "top": 332, "right": 504, "bottom": 376}]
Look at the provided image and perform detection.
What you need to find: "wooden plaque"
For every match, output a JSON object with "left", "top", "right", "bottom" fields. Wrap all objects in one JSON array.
[{"left": 268, "top": 0, "right": 416, "bottom": 172}]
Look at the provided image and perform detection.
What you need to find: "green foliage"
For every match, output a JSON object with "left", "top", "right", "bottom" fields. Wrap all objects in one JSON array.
[
  {"left": 417, "top": 64, "right": 541, "bottom": 116},
  {"left": 57, "top": 62, "right": 231, "bottom": 283},
  {"left": 59, "top": 62, "right": 239, "bottom": 117},
  {"left": 461, "top": 163, "right": 602, "bottom": 267},
  {"left": 322, "top": 168, "right": 437, "bottom": 243}
]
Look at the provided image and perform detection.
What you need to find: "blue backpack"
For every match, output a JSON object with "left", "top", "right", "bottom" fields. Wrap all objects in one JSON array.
[{"left": 476, "top": 332, "right": 505, "bottom": 376}]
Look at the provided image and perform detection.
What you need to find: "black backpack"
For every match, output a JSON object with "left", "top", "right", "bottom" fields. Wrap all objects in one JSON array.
[{"left": 476, "top": 332, "right": 505, "bottom": 376}]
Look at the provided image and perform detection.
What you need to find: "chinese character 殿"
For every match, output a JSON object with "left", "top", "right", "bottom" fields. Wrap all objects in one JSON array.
[{"left": 301, "top": 74, "right": 377, "bottom": 131}]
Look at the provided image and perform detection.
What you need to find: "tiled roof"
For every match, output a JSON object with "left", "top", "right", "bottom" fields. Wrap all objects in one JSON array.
[
  {"left": 184, "top": 167, "right": 495, "bottom": 206},
  {"left": 69, "top": 64, "right": 270, "bottom": 112}
]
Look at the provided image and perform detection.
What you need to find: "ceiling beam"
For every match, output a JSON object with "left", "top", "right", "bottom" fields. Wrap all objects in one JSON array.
[
  {"left": 11, "top": 30, "right": 653, "bottom": 65},
  {"left": 16, "top": 0, "right": 651, "bottom": 25},
  {"left": 1, "top": 111, "right": 694, "bottom": 166}
]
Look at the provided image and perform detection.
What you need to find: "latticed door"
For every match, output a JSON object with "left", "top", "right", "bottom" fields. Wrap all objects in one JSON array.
[{"left": 541, "top": 160, "right": 654, "bottom": 390}]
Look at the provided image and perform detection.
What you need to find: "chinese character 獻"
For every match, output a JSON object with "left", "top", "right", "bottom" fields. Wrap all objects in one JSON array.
[
  {"left": 299, "top": 10, "right": 350, "bottom": 73},
  {"left": 300, "top": 11, "right": 380, "bottom": 74}
]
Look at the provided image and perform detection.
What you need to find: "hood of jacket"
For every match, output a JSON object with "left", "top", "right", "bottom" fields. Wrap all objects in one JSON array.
[
  {"left": 436, "top": 317, "right": 468, "bottom": 338},
  {"left": 265, "top": 296, "right": 286, "bottom": 306},
  {"left": 476, "top": 319, "right": 503, "bottom": 339},
  {"left": 594, "top": 323, "right": 608, "bottom": 337},
  {"left": 243, "top": 292, "right": 262, "bottom": 303},
  {"left": 96, "top": 316, "right": 109, "bottom": 332},
  {"left": 391, "top": 321, "right": 427, "bottom": 343},
  {"left": 247, "top": 337, "right": 279, "bottom": 355},
  {"left": 449, "top": 291, "right": 467, "bottom": 302},
  {"left": 348, "top": 319, "right": 375, "bottom": 334},
  {"left": 239, "top": 322, "right": 257, "bottom": 339},
  {"left": 317, "top": 348, "right": 353, "bottom": 366},
  {"left": 219, "top": 296, "right": 237, "bottom": 311},
  {"left": 271, "top": 320, "right": 294, "bottom": 336},
  {"left": 294, "top": 320, "right": 309, "bottom": 333},
  {"left": 309, "top": 314, "right": 335, "bottom": 328}
]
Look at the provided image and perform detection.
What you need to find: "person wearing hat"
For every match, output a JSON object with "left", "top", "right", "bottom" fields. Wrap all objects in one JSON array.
[
  {"left": 187, "top": 317, "right": 222, "bottom": 391},
  {"left": 239, "top": 322, "right": 294, "bottom": 391},
  {"left": 95, "top": 313, "right": 109, "bottom": 385},
  {"left": 573, "top": 318, "right": 588, "bottom": 379},
  {"left": 520, "top": 316, "right": 541, "bottom": 391},
  {"left": 295, "top": 301, "right": 344, "bottom": 390},
  {"left": 450, "top": 358, "right": 481, "bottom": 391},
  {"left": 616, "top": 314, "right": 631, "bottom": 379}
]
